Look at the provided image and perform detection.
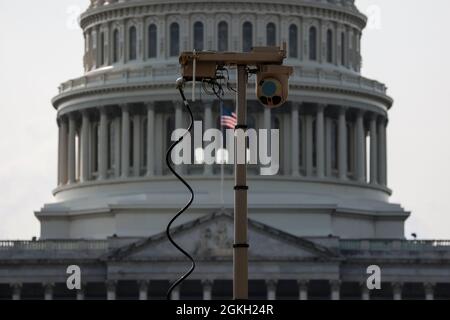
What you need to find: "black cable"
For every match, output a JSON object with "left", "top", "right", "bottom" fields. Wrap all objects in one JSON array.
[{"left": 165, "top": 85, "right": 196, "bottom": 301}]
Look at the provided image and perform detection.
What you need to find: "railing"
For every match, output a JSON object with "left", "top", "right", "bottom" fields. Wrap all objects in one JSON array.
[
  {"left": 57, "top": 65, "right": 387, "bottom": 96},
  {"left": 340, "top": 240, "right": 450, "bottom": 251},
  {"left": 0, "top": 240, "right": 109, "bottom": 251}
]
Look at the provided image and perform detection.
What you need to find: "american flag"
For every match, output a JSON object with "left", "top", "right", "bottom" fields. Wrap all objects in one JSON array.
[{"left": 221, "top": 107, "right": 237, "bottom": 129}]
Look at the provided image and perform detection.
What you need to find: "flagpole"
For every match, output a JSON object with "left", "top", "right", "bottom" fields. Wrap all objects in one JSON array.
[{"left": 220, "top": 100, "right": 225, "bottom": 209}]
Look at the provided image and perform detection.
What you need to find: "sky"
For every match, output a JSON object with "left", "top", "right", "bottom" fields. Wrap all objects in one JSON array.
[{"left": 0, "top": 0, "right": 449, "bottom": 240}]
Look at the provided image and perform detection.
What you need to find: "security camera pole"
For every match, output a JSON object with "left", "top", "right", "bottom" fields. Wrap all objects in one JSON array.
[{"left": 179, "top": 46, "right": 292, "bottom": 300}]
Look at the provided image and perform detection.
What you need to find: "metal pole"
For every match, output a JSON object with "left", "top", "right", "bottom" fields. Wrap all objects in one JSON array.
[{"left": 234, "top": 65, "right": 249, "bottom": 300}]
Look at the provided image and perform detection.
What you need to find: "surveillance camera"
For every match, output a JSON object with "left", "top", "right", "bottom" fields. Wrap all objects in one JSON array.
[{"left": 256, "top": 65, "right": 293, "bottom": 109}]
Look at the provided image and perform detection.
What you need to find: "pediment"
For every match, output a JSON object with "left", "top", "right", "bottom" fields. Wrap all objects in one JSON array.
[{"left": 109, "top": 211, "right": 338, "bottom": 261}]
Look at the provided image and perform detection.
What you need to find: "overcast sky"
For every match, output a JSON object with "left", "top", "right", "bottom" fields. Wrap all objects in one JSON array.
[{"left": 0, "top": 0, "right": 449, "bottom": 240}]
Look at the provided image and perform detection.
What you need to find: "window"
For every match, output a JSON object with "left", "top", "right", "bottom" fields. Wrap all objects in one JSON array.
[
  {"left": 266, "top": 23, "right": 276, "bottom": 46},
  {"left": 309, "top": 26, "right": 317, "bottom": 61},
  {"left": 170, "top": 23, "right": 180, "bottom": 57},
  {"left": 327, "top": 29, "right": 333, "bottom": 63},
  {"left": 341, "top": 32, "right": 346, "bottom": 65},
  {"left": 242, "top": 22, "right": 253, "bottom": 52},
  {"left": 148, "top": 24, "right": 157, "bottom": 58},
  {"left": 193, "top": 22, "right": 204, "bottom": 51},
  {"left": 128, "top": 26, "right": 137, "bottom": 61},
  {"left": 289, "top": 24, "right": 298, "bottom": 58},
  {"left": 99, "top": 32, "right": 105, "bottom": 66},
  {"left": 218, "top": 21, "right": 228, "bottom": 52},
  {"left": 112, "top": 29, "right": 119, "bottom": 63}
]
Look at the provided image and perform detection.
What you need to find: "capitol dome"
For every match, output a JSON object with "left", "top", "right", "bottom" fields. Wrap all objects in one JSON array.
[{"left": 38, "top": 0, "right": 408, "bottom": 240}]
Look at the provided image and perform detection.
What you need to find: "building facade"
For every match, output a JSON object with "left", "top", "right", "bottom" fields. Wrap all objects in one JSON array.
[{"left": 0, "top": 0, "right": 450, "bottom": 300}]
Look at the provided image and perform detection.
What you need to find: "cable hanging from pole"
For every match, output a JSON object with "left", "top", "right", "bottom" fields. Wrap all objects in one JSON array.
[{"left": 165, "top": 80, "right": 196, "bottom": 301}]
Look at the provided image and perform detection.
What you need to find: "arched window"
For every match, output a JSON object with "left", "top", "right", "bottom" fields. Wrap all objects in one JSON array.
[
  {"left": 218, "top": 21, "right": 228, "bottom": 52},
  {"left": 170, "top": 23, "right": 180, "bottom": 57},
  {"left": 266, "top": 23, "right": 276, "bottom": 46},
  {"left": 193, "top": 22, "right": 204, "bottom": 51},
  {"left": 327, "top": 29, "right": 333, "bottom": 63},
  {"left": 242, "top": 22, "right": 253, "bottom": 52},
  {"left": 128, "top": 26, "right": 137, "bottom": 61},
  {"left": 99, "top": 32, "right": 105, "bottom": 66},
  {"left": 289, "top": 24, "right": 298, "bottom": 58},
  {"left": 341, "top": 32, "right": 346, "bottom": 65},
  {"left": 112, "top": 29, "right": 120, "bottom": 63},
  {"left": 148, "top": 24, "right": 157, "bottom": 58},
  {"left": 309, "top": 26, "right": 317, "bottom": 61}
]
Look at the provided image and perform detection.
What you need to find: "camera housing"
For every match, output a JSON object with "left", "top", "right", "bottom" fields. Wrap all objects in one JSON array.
[{"left": 256, "top": 65, "right": 293, "bottom": 109}]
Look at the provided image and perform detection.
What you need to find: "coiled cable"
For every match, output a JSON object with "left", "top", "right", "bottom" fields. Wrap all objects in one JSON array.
[{"left": 166, "top": 82, "right": 196, "bottom": 300}]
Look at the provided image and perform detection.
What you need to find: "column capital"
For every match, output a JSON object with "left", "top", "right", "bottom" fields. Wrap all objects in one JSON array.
[
  {"left": 202, "top": 279, "right": 214, "bottom": 287},
  {"left": 297, "top": 280, "right": 309, "bottom": 288},
  {"left": 338, "top": 106, "right": 349, "bottom": 115},
  {"left": 330, "top": 280, "right": 341, "bottom": 289},
  {"left": 392, "top": 282, "right": 403, "bottom": 290},
  {"left": 106, "top": 280, "right": 117, "bottom": 290},
  {"left": 138, "top": 280, "right": 149, "bottom": 290},
  {"left": 120, "top": 104, "right": 129, "bottom": 111},
  {"left": 173, "top": 100, "right": 183, "bottom": 109},
  {"left": 291, "top": 102, "right": 300, "bottom": 111},
  {"left": 10, "top": 283, "right": 22, "bottom": 290},
  {"left": 145, "top": 101, "right": 156, "bottom": 110},
  {"left": 266, "top": 279, "right": 278, "bottom": 289},
  {"left": 424, "top": 282, "right": 435, "bottom": 290},
  {"left": 317, "top": 103, "right": 327, "bottom": 112}
]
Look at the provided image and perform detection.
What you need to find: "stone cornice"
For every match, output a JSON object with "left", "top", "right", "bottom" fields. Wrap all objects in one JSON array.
[{"left": 79, "top": 1, "right": 367, "bottom": 31}]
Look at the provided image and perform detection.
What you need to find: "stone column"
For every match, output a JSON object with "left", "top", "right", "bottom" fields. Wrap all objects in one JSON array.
[
  {"left": 44, "top": 283, "right": 54, "bottom": 301},
  {"left": 11, "top": 283, "right": 22, "bottom": 301},
  {"left": 98, "top": 107, "right": 109, "bottom": 180},
  {"left": 121, "top": 105, "right": 130, "bottom": 178},
  {"left": 114, "top": 117, "right": 121, "bottom": 178},
  {"left": 59, "top": 117, "right": 68, "bottom": 185},
  {"left": 361, "top": 283, "right": 370, "bottom": 300},
  {"left": 291, "top": 104, "right": 300, "bottom": 176},
  {"left": 68, "top": 114, "right": 77, "bottom": 184},
  {"left": 266, "top": 280, "right": 277, "bottom": 301},
  {"left": 138, "top": 280, "right": 149, "bottom": 301},
  {"left": 80, "top": 110, "right": 91, "bottom": 183},
  {"left": 330, "top": 280, "right": 340, "bottom": 300},
  {"left": 174, "top": 101, "right": 184, "bottom": 174},
  {"left": 146, "top": 102, "right": 156, "bottom": 177},
  {"left": 305, "top": 114, "right": 314, "bottom": 176},
  {"left": 369, "top": 114, "right": 378, "bottom": 184},
  {"left": 171, "top": 286, "right": 180, "bottom": 301},
  {"left": 202, "top": 280, "right": 213, "bottom": 301},
  {"left": 76, "top": 287, "right": 85, "bottom": 301},
  {"left": 424, "top": 283, "right": 435, "bottom": 301},
  {"left": 325, "top": 118, "right": 333, "bottom": 177},
  {"left": 316, "top": 104, "right": 325, "bottom": 178},
  {"left": 355, "top": 110, "right": 365, "bottom": 183},
  {"left": 204, "top": 102, "right": 213, "bottom": 175},
  {"left": 377, "top": 117, "right": 387, "bottom": 186},
  {"left": 298, "top": 280, "right": 308, "bottom": 301},
  {"left": 133, "top": 113, "right": 142, "bottom": 177},
  {"left": 338, "top": 107, "right": 348, "bottom": 180},
  {"left": 106, "top": 281, "right": 116, "bottom": 300},
  {"left": 392, "top": 282, "right": 402, "bottom": 300}
]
